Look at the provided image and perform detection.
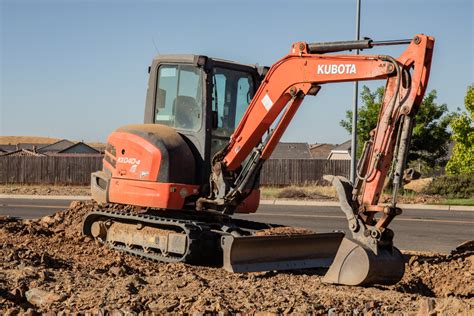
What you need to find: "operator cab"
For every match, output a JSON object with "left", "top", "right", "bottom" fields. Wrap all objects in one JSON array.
[{"left": 144, "top": 55, "right": 268, "bottom": 184}]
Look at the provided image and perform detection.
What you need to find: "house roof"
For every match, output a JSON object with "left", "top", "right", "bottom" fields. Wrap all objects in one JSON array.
[
  {"left": 270, "top": 142, "right": 312, "bottom": 159},
  {"left": 332, "top": 140, "right": 352, "bottom": 152},
  {"left": 18, "top": 143, "right": 48, "bottom": 150},
  {"left": 0, "top": 149, "right": 46, "bottom": 157},
  {"left": 0, "top": 145, "right": 18, "bottom": 152},
  {"left": 309, "top": 143, "right": 335, "bottom": 159},
  {"left": 57, "top": 142, "right": 100, "bottom": 154},
  {"left": 37, "top": 139, "right": 75, "bottom": 153},
  {"left": 0, "top": 143, "right": 50, "bottom": 152}
]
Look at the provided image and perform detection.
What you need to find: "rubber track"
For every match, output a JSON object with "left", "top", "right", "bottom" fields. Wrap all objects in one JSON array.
[{"left": 83, "top": 210, "right": 209, "bottom": 264}]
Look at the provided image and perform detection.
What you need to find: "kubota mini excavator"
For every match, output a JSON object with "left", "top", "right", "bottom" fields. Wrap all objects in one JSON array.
[{"left": 83, "top": 34, "right": 434, "bottom": 286}]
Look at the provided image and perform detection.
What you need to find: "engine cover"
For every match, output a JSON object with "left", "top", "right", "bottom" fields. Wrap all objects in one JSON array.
[{"left": 94, "top": 124, "right": 199, "bottom": 209}]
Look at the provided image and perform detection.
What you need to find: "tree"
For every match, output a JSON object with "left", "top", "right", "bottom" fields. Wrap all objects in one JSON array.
[
  {"left": 340, "top": 86, "right": 452, "bottom": 170},
  {"left": 340, "top": 86, "right": 384, "bottom": 156},
  {"left": 446, "top": 84, "right": 474, "bottom": 175}
]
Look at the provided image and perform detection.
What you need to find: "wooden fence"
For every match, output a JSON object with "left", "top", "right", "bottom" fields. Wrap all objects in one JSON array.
[
  {"left": 260, "top": 159, "right": 351, "bottom": 186},
  {"left": 0, "top": 156, "right": 103, "bottom": 185},
  {"left": 0, "top": 156, "right": 350, "bottom": 186}
]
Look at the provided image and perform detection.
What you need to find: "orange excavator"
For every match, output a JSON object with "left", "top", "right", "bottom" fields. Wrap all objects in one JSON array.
[{"left": 83, "top": 34, "right": 434, "bottom": 285}]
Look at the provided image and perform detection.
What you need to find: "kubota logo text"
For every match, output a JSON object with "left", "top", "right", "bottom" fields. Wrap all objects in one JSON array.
[
  {"left": 317, "top": 64, "right": 356, "bottom": 75},
  {"left": 117, "top": 157, "right": 141, "bottom": 165}
]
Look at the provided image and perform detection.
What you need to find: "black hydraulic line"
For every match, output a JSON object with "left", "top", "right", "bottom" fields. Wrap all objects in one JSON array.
[
  {"left": 391, "top": 115, "right": 414, "bottom": 207},
  {"left": 308, "top": 39, "right": 373, "bottom": 54},
  {"left": 307, "top": 38, "right": 412, "bottom": 54},
  {"left": 371, "top": 39, "right": 412, "bottom": 47}
]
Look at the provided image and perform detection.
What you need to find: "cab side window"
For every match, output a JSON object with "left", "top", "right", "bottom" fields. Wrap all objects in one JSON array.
[{"left": 155, "top": 65, "right": 203, "bottom": 131}]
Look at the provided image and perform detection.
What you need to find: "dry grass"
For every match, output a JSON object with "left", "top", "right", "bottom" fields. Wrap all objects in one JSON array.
[
  {"left": 0, "top": 136, "right": 60, "bottom": 145},
  {"left": 0, "top": 136, "right": 105, "bottom": 148},
  {"left": 261, "top": 185, "right": 337, "bottom": 200}
]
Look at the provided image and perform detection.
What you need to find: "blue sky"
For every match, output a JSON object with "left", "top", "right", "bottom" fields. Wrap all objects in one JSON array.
[{"left": 1, "top": 0, "right": 473, "bottom": 144}]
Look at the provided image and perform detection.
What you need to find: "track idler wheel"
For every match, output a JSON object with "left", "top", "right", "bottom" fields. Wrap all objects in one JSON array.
[{"left": 322, "top": 237, "right": 405, "bottom": 286}]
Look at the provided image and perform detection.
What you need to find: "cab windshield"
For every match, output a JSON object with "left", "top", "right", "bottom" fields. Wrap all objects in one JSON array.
[
  {"left": 154, "top": 65, "right": 203, "bottom": 131},
  {"left": 211, "top": 67, "right": 255, "bottom": 155}
]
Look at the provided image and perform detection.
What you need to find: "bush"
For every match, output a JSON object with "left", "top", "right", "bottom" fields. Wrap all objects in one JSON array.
[{"left": 424, "top": 173, "right": 474, "bottom": 198}]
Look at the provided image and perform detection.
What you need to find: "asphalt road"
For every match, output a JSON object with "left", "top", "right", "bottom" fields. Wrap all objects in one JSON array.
[{"left": 1, "top": 197, "right": 473, "bottom": 253}]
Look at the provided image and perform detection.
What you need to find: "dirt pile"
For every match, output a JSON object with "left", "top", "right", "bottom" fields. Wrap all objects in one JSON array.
[
  {"left": 1, "top": 201, "right": 473, "bottom": 314},
  {"left": 396, "top": 250, "right": 474, "bottom": 298}
]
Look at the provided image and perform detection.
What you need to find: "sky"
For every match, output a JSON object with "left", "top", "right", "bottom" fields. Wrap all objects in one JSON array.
[{"left": 1, "top": 0, "right": 473, "bottom": 145}]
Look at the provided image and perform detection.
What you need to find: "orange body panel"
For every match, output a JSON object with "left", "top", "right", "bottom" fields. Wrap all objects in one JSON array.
[
  {"left": 108, "top": 131, "right": 162, "bottom": 181},
  {"left": 105, "top": 130, "right": 200, "bottom": 210},
  {"left": 103, "top": 129, "right": 260, "bottom": 212},
  {"left": 109, "top": 179, "right": 199, "bottom": 209}
]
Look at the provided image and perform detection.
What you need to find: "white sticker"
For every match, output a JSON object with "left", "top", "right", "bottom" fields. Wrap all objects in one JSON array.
[
  {"left": 160, "top": 67, "right": 176, "bottom": 77},
  {"left": 262, "top": 93, "right": 273, "bottom": 111}
]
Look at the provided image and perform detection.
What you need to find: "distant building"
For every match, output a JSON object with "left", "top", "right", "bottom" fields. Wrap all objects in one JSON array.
[
  {"left": 53, "top": 142, "right": 101, "bottom": 156},
  {"left": 37, "top": 139, "right": 75, "bottom": 154},
  {"left": 327, "top": 140, "right": 352, "bottom": 160},
  {"left": 0, "top": 149, "right": 46, "bottom": 157},
  {"left": 0, "top": 143, "right": 48, "bottom": 153},
  {"left": 269, "top": 142, "right": 312, "bottom": 159},
  {"left": 0, "top": 145, "right": 20, "bottom": 152},
  {"left": 309, "top": 143, "right": 335, "bottom": 159},
  {"left": 0, "top": 139, "right": 105, "bottom": 157}
]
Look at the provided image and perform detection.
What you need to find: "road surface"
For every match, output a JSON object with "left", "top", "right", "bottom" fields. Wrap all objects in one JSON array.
[{"left": 1, "top": 197, "right": 473, "bottom": 253}]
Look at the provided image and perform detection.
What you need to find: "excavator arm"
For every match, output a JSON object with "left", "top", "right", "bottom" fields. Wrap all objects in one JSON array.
[
  {"left": 202, "top": 34, "right": 434, "bottom": 285},
  {"left": 208, "top": 34, "right": 434, "bottom": 219}
]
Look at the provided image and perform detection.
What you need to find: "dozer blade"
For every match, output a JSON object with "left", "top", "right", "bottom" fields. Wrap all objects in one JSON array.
[
  {"left": 221, "top": 232, "right": 344, "bottom": 273},
  {"left": 322, "top": 237, "right": 405, "bottom": 286}
]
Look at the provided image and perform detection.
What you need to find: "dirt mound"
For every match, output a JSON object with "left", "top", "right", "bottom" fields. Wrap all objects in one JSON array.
[
  {"left": 255, "top": 226, "right": 315, "bottom": 236},
  {"left": 404, "top": 178, "right": 434, "bottom": 193},
  {"left": 396, "top": 251, "right": 474, "bottom": 298},
  {"left": 1, "top": 201, "right": 473, "bottom": 314},
  {"left": 276, "top": 187, "right": 333, "bottom": 200}
]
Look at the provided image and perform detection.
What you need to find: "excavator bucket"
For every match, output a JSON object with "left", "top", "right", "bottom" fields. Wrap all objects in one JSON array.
[
  {"left": 322, "top": 237, "right": 405, "bottom": 285},
  {"left": 319, "top": 175, "right": 406, "bottom": 286},
  {"left": 221, "top": 232, "right": 345, "bottom": 273}
]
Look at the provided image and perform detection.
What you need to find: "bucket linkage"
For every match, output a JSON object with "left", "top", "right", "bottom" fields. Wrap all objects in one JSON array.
[{"left": 322, "top": 175, "right": 405, "bottom": 286}]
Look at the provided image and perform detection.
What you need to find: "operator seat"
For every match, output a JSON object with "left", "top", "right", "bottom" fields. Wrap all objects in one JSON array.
[{"left": 173, "top": 95, "right": 200, "bottom": 130}]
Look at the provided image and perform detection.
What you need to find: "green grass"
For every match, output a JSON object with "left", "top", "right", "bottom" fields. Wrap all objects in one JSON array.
[{"left": 437, "top": 198, "right": 474, "bottom": 206}]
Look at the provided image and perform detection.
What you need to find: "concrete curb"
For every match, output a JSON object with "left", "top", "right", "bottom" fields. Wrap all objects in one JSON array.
[
  {"left": 1, "top": 194, "right": 473, "bottom": 212},
  {"left": 259, "top": 199, "right": 474, "bottom": 212}
]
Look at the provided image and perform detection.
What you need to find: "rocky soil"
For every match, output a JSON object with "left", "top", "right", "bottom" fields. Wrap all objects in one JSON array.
[{"left": 0, "top": 201, "right": 473, "bottom": 315}]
